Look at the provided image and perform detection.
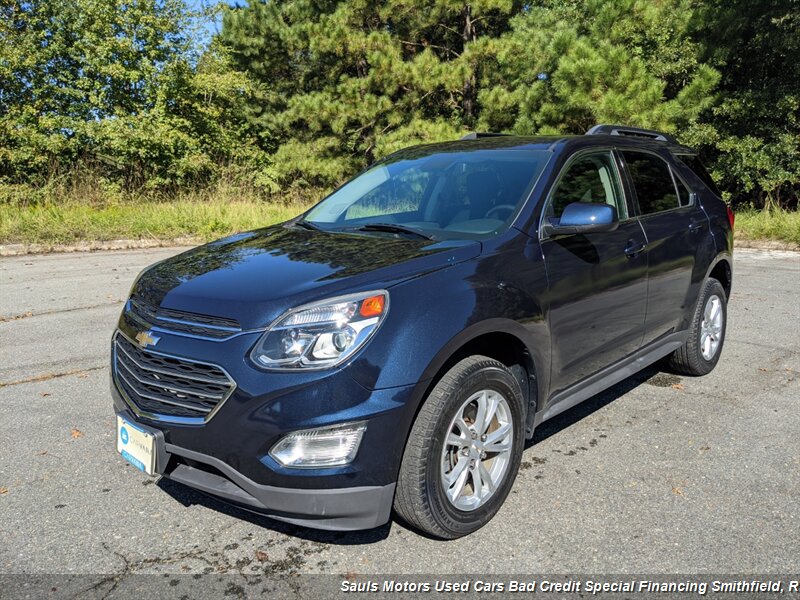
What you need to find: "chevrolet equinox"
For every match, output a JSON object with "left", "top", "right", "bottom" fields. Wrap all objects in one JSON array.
[{"left": 112, "top": 125, "right": 734, "bottom": 539}]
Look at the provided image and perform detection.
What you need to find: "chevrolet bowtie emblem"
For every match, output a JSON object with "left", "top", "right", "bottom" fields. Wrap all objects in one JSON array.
[{"left": 135, "top": 330, "right": 160, "bottom": 349}]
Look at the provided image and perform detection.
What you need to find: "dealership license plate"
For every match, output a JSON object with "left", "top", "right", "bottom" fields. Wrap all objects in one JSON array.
[{"left": 116, "top": 415, "right": 156, "bottom": 475}]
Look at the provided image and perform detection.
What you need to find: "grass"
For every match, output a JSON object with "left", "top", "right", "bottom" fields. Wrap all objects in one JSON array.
[
  {"left": 0, "top": 174, "right": 323, "bottom": 246},
  {"left": 0, "top": 199, "right": 313, "bottom": 245},
  {"left": 734, "top": 208, "right": 800, "bottom": 247},
  {"left": 0, "top": 190, "right": 797, "bottom": 248}
]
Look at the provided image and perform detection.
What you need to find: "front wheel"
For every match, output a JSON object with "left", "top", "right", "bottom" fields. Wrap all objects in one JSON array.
[
  {"left": 669, "top": 278, "right": 728, "bottom": 376},
  {"left": 393, "top": 356, "right": 525, "bottom": 539}
]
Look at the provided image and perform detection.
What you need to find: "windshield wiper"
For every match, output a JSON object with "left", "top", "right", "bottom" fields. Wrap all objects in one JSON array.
[
  {"left": 356, "top": 223, "right": 435, "bottom": 240},
  {"left": 293, "top": 219, "right": 323, "bottom": 232}
]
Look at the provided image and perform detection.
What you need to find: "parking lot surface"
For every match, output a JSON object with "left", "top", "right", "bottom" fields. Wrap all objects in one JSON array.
[{"left": 0, "top": 247, "right": 798, "bottom": 576}]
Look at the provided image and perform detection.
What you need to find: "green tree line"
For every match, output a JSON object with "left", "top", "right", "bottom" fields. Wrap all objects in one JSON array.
[{"left": 1, "top": 0, "right": 797, "bottom": 209}]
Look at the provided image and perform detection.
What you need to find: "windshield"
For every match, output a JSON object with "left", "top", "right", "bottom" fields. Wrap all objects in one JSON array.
[{"left": 304, "top": 148, "right": 551, "bottom": 240}]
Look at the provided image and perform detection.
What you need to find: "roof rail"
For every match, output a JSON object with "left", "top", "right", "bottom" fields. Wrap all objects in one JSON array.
[
  {"left": 586, "top": 124, "right": 677, "bottom": 144},
  {"left": 460, "top": 132, "right": 510, "bottom": 140}
]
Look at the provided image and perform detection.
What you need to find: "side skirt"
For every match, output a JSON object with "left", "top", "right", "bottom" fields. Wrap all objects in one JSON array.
[{"left": 533, "top": 331, "right": 688, "bottom": 427}]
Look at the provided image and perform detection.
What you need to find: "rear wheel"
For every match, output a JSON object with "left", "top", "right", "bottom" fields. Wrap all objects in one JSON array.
[
  {"left": 669, "top": 278, "right": 727, "bottom": 375},
  {"left": 393, "top": 356, "right": 525, "bottom": 539}
]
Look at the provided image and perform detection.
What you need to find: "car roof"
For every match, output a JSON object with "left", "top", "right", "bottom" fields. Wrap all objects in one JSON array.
[
  {"left": 399, "top": 133, "right": 696, "bottom": 157},
  {"left": 387, "top": 136, "right": 563, "bottom": 157},
  {"left": 552, "top": 134, "right": 696, "bottom": 155}
]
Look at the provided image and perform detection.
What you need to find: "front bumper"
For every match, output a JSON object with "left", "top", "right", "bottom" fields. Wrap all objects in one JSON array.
[
  {"left": 110, "top": 327, "right": 417, "bottom": 530},
  {"left": 118, "top": 408, "right": 395, "bottom": 530},
  {"left": 165, "top": 447, "right": 396, "bottom": 531}
]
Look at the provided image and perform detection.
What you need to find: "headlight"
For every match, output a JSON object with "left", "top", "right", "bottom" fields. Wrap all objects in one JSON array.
[{"left": 250, "top": 290, "right": 389, "bottom": 370}]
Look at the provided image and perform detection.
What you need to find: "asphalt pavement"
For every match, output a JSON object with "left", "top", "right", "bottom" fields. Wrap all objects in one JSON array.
[{"left": 0, "top": 247, "right": 798, "bottom": 578}]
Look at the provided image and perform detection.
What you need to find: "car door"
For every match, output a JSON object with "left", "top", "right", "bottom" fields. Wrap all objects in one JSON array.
[
  {"left": 540, "top": 150, "right": 649, "bottom": 396},
  {"left": 619, "top": 149, "right": 706, "bottom": 345}
]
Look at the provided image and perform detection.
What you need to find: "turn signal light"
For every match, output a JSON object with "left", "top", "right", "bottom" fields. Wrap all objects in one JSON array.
[{"left": 359, "top": 294, "right": 385, "bottom": 318}]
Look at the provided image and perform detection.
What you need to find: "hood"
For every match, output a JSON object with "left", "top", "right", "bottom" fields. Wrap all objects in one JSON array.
[{"left": 132, "top": 224, "right": 481, "bottom": 329}]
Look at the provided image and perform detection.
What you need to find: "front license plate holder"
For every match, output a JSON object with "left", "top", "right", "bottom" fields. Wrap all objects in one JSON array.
[{"left": 117, "top": 414, "right": 157, "bottom": 475}]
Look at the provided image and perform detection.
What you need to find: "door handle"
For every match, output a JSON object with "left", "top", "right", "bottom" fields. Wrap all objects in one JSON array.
[
  {"left": 624, "top": 240, "right": 647, "bottom": 258},
  {"left": 688, "top": 219, "right": 704, "bottom": 233}
]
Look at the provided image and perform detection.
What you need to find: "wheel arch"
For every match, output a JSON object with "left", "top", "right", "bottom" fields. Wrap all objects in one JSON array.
[
  {"left": 407, "top": 319, "right": 543, "bottom": 441},
  {"left": 706, "top": 254, "right": 733, "bottom": 299}
]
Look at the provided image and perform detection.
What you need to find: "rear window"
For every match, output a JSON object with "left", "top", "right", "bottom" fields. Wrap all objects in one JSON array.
[
  {"left": 677, "top": 154, "right": 722, "bottom": 197},
  {"left": 621, "top": 151, "right": 679, "bottom": 215}
]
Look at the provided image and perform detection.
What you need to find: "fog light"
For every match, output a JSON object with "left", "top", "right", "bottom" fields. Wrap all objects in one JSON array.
[{"left": 269, "top": 421, "right": 367, "bottom": 468}]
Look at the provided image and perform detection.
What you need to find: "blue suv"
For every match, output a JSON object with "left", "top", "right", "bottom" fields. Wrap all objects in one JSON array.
[{"left": 111, "top": 125, "right": 734, "bottom": 539}]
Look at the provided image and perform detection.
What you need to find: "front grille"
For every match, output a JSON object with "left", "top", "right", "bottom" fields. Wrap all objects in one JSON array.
[
  {"left": 127, "top": 297, "right": 241, "bottom": 339},
  {"left": 114, "top": 333, "right": 235, "bottom": 420}
]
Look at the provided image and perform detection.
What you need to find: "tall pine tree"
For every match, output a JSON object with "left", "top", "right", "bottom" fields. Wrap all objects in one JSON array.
[
  {"left": 477, "top": 0, "right": 718, "bottom": 136},
  {"left": 689, "top": 0, "right": 799, "bottom": 208},
  {"left": 221, "top": 0, "right": 521, "bottom": 189}
]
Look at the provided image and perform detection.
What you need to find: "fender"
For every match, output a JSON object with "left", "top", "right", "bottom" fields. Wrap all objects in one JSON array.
[
  {"left": 419, "top": 317, "right": 542, "bottom": 383},
  {"left": 398, "top": 316, "right": 548, "bottom": 439},
  {"left": 704, "top": 252, "right": 733, "bottom": 294},
  {"left": 677, "top": 222, "right": 722, "bottom": 331}
]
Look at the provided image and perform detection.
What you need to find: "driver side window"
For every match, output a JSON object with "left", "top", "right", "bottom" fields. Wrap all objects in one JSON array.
[{"left": 547, "top": 152, "right": 627, "bottom": 222}]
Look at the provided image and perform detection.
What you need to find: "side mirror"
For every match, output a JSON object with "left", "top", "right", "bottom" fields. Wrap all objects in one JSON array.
[{"left": 548, "top": 202, "right": 619, "bottom": 236}]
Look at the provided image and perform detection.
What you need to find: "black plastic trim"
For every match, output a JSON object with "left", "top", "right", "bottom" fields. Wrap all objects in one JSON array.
[
  {"left": 586, "top": 124, "right": 678, "bottom": 144},
  {"left": 162, "top": 444, "right": 396, "bottom": 531},
  {"left": 536, "top": 331, "right": 688, "bottom": 426}
]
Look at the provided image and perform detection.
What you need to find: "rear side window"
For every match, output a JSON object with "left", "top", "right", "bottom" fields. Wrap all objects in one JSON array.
[
  {"left": 677, "top": 154, "right": 722, "bottom": 197},
  {"left": 674, "top": 175, "right": 691, "bottom": 207},
  {"left": 622, "top": 151, "right": 679, "bottom": 214}
]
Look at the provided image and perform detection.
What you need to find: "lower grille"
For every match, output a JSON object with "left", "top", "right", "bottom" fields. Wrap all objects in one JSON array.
[{"left": 113, "top": 332, "right": 235, "bottom": 420}]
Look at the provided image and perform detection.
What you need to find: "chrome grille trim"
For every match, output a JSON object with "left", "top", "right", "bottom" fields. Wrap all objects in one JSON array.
[
  {"left": 116, "top": 357, "right": 224, "bottom": 401},
  {"left": 113, "top": 331, "right": 236, "bottom": 423},
  {"left": 127, "top": 297, "right": 242, "bottom": 340},
  {"left": 156, "top": 315, "right": 241, "bottom": 332},
  {"left": 116, "top": 370, "right": 213, "bottom": 414},
  {"left": 114, "top": 339, "right": 229, "bottom": 387}
]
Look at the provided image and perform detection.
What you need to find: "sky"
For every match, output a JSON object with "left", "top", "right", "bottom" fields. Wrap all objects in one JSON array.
[{"left": 186, "top": 0, "right": 230, "bottom": 45}]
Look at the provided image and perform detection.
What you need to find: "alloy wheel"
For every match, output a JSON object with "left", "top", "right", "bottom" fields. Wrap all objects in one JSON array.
[
  {"left": 700, "top": 294, "right": 724, "bottom": 360},
  {"left": 440, "top": 389, "right": 514, "bottom": 512}
]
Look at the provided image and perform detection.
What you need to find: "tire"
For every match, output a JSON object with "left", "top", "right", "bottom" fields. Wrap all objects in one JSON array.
[
  {"left": 393, "top": 355, "right": 525, "bottom": 539},
  {"left": 669, "top": 278, "right": 727, "bottom": 376}
]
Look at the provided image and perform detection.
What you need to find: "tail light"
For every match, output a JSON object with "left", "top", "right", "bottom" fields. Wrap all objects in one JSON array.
[{"left": 726, "top": 205, "right": 735, "bottom": 230}]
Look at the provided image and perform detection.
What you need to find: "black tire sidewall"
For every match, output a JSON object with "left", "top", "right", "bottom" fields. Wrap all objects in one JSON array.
[
  {"left": 692, "top": 280, "right": 728, "bottom": 373},
  {"left": 424, "top": 364, "right": 525, "bottom": 537}
]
